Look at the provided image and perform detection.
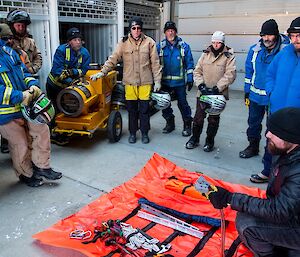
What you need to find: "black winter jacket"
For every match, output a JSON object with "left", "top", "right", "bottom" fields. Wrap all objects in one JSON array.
[{"left": 231, "top": 146, "right": 300, "bottom": 225}]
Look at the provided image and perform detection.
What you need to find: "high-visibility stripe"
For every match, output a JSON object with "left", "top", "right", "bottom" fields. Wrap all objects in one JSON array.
[
  {"left": 163, "top": 75, "right": 184, "bottom": 80},
  {"left": 24, "top": 77, "right": 35, "bottom": 84},
  {"left": 48, "top": 73, "right": 66, "bottom": 88},
  {"left": 186, "top": 69, "right": 193, "bottom": 74},
  {"left": 0, "top": 105, "right": 21, "bottom": 114},
  {"left": 78, "top": 55, "right": 82, "bottom": 64},
  {"left": 66, "top": 48, "right": 70, "bottom": 61},
  {"left": 244, "top": 78, "right": 251, "bottom": 84},
  {"left": 78, "top": 69, "right": 82, "bottom": 76},
  {"left": 1, "top": 73, "right": 13, "bottom": 105},
  {"left": 251, "top": 51, "right": 258, "bottom": 85},
  {"left": 250, "top": 85, "right": 267, "bottom": 96}
]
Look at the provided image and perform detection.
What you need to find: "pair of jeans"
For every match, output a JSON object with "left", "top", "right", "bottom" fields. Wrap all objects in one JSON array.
[
  {"left": 162, "top": 85, "right": 192, "bottom": 121},
  {"left": 236, "top": 212, "right": 300, "bottom": 257}
]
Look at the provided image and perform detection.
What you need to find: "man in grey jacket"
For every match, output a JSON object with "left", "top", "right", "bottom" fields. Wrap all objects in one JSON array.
[{"left": 208, "top": 107, "right": 300, "bottom": 256}]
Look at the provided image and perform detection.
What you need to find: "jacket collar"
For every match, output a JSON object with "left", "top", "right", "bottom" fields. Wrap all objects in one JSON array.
[{"left": 277, "top": 145, "right": 300, "bottom": 166}]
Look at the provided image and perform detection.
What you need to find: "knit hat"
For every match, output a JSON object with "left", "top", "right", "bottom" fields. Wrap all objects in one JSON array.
[
  {"left": 164, "top": 21, "right": 177, "bottom": 33},
  {"left": 287, "top": 17, "right": 300, "bottom": 33},
  {"left": 66, "top": 27, "right": 82, "bottom": 41},
  {"left": 260, "top": 19, "right": 279, "bottom": 36},
  {"left": 268, "top": 107, "right": 300, "bottom": 144},
  {"left": 211, "top": 31, "right": 225, "bottom": 43},
  {"left": 0, "top": 23, "right": 13, "bottom": 38}
]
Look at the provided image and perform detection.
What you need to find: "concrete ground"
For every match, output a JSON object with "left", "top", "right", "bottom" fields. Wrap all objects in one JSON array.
[{"left": 0, "top": 89, "right": 267, "bottom": 257}]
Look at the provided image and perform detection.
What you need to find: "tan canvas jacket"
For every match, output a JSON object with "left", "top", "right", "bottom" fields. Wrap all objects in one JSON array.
[
  {"left": 101, "top": 33, "right": 162, "bottom": 86},
  {"left": 193, "top": 45, "right": 236, "bottom": 99},
  {"left": 13, "top": 35, "right": 42, "bottom": 74}
]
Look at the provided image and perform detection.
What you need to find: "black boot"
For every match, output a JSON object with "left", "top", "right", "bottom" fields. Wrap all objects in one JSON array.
[
  {"left": 141, "top": 132, "right": 150, "bottom": 144},
  {"left": 239, "top": 139, "right": 259, "bottom": 158},
  {"left": 182, "top": 118, "right": 192, "bottom": 137},
  {"left": 163, "top": 116, "right": 175, "bottom": 134},
  {"left": 1, "top": 137, "right": 9, "bottom": 154},
  {"left": 33, "top": 165, "right": 62, "bottom": 180},
  {"left": 203, "top": 137, "right": 214, "bottom": 152},
  {"left": 128, "top": 133, "right": 136, "bottom": 144},
  {"left": 185, "top": 125, "right": 202, "bottom": 149},
  {"left": 19, "top": 174, "right": 44, "bottom": 187}
]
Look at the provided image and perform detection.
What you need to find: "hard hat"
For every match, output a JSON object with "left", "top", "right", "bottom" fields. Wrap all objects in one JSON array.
[
  {"left": 7, "top": 10, "right": 31, "bottom": 25},
  {"left": 199, "top": 94, "right": 226, "bottom": 115},
  {"left": 21, "top": 93, "right": 55, "bottom": 124},
  {"left": 128, "top": 16, "right": 143, "bottom": 29},
  {"left": 151, "top": 91, "right": 171, "bottom": 110}
]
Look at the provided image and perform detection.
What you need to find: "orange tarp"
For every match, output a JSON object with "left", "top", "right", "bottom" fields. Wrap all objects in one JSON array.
[{"left": 33, "top": 153, "right": 265, "bottom": 257}]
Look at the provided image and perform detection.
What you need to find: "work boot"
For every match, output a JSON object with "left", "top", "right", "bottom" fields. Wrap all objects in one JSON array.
[
  {"left": 128, "top": 133, "right": 136, "bottom": 144},
  {"left": 203, "top": 137, "right": 214, "bottom": 152},
  {"left": 182, "top": 119, "right": 192, "bottom": 137},
  {"left": 239, "top": 139, "right": 259, "bottom": 158},
  {"left": 162, "top": 116, "right": 175, "bottom": 134},
  {"left": 0, "top": 137, "right": 9, "bottom": 154},
  {"left": 141, "top": 132, "right": 150, "bottom": 144},
  {"left": 185, "top": 125, "right": 202, "bottom": 149},
  {"left": 33, "top": 166, "right": 62, "bottom": 180},
  {"left": 19, "top": 174, "right": 44, "bottom": 187}
]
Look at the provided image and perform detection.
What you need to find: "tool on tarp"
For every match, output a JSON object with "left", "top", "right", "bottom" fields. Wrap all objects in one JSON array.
[
  {"left": 138, "top": 203, "right": 203, "bottom": 239},
  {"left": 194, "top": 176, "right": 226, "bottom": 257}
]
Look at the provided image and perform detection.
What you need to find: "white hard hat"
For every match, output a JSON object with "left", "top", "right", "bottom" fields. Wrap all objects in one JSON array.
[
  {"left": 211, "top": 31, "right": 225, "bottom": 43},
  {"left": 199, "top": 94, "right": 226, "bottom": 115},
  {"left": 151, "top": 91, "right": 171, "bottom": 110}
]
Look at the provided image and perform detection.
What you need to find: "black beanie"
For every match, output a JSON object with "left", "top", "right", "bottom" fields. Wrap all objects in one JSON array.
[
  {"left": 287, "top": 17, "right": 300, "bottom": 33},
  {"left": 260, "top": 19, "right": 279, "bottom": 36},
  {"left": 268, "top": 108, "right": 300, "bottom": 144},
  {"left": 164, "top": 21, "right": 177, "bottom": 33},
  {"left": 66, "top": 27, "right": 82, "bottom": 41},
  {"left": 129, "top": 16, "right": 143, "bottom": 29}
]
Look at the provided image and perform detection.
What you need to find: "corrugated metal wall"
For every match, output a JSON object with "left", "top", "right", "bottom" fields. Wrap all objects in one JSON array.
[{"left": 178, "top": 0, "right": 300, "bottom": 90}]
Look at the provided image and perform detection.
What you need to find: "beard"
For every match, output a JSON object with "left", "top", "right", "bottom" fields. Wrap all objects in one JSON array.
[
  {"left": 263, "top": 39, "right": 276, "bottom": 49},
  {"left": 267, "top": 140, "right": 287, "bottom": 155}
]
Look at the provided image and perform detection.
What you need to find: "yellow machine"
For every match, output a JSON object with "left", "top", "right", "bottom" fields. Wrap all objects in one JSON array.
[{"left": 52, "top": 70, "right": 123, "bottom": 142}]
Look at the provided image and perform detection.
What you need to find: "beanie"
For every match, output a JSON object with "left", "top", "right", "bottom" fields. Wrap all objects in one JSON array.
[
  {"left": 164, "top": 21, "right": 177, "bottom": 33},
  {"left": 260, "top": 19, "right": 279, "bottom": 36},
  {"left": 0, "top": 23, "right": 13, "bottom": 38},
  {"left": 211, "top": 31, "right": 225, "bottom": 43},
  {"left": 66, "top": 27, "right": 82, "bottom": 41},
  {"left": 287, "top": 17, "right": 300, "bottom": 33},
  {"left": 268, "top": 107, "right": 300, "bottom": 144}
]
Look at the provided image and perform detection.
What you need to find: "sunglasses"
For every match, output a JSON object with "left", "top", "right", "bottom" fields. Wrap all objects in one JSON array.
[
  {"left": 1, "top": 36, "right": 14, "bottom": 41},
  {"left": 131, "top": 26, "right": 141, "bottom": 31}
]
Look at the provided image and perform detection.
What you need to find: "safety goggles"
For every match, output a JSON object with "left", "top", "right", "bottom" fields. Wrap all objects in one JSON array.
[{"left": 131, "top": 26, "right": 141, "bottom": 31}]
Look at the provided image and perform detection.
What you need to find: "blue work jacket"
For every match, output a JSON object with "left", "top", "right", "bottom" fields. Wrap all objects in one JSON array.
[
  {"left": 266, "top": 43, "right": 300, "bottom": 114},
  {"left": 47, "top": 43, "right": 91, "bottom": 88},
  {"left": 157, "top": 36, "right": 194, "bottom": 87},
  {"left": 0, "top": 39, "right": 39, "bottom": 125},
  {"left": 244, "top": 34, "right": 289, "bottom": 105}
]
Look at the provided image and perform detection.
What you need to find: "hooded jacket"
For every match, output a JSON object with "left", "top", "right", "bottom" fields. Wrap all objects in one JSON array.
[{"left": 193, "top": 45, "right": 236, "bottom": 99}]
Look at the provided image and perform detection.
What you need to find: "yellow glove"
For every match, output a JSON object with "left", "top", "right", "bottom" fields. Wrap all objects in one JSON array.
[
  {"left": 22, "top": 90, "right": 34, "bottom": 106},
  {"left": 29, "top": 85, "right": 42, "bottom": 100},
  {"left": 244, "top": 93, "right": 250, "bottom": 107}
]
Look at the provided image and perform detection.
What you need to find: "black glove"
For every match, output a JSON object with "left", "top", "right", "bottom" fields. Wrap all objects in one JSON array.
[
  {"left": 244, "top": 93, "right": 250, "bottom": 107},
  {"left": 187, "top": 82, "right": 194, "bottom": 91},
  {"left": 212, "top": 86, "right": 220, "bottom": 95},
  {"left": 198, "top": 83, "right": 209, "bottom": 95},
  {"left": 208, "top": 186, "right": 233, "bottom": 209}
]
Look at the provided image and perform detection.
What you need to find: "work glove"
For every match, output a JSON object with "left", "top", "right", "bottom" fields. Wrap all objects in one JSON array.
[
  {"left": 186, "top": 82, "right": 194, "bottom": 91},
  {"left": 29, "top": 85, "right": 42, "bottom": 100},
  {"left": 212, "top": 86, "right": 220, "bottom": 95},
  {"left": 208, "top": 186, "right": 233, "bottom": 209},
  {"left": 244, "top": 93, "right": 250, "bottom": 107},
  {"left": 90, "top": 71, "right": 105, "bottom": 81},
  {"left": 198, "top": 83, "right": 209, "bottom": 95},
  {"left": 153, "top": 82, "right": 161, "bottom": 92},
  {"left": 22, "top": 90, "right": 34, "bottom": 106}
]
